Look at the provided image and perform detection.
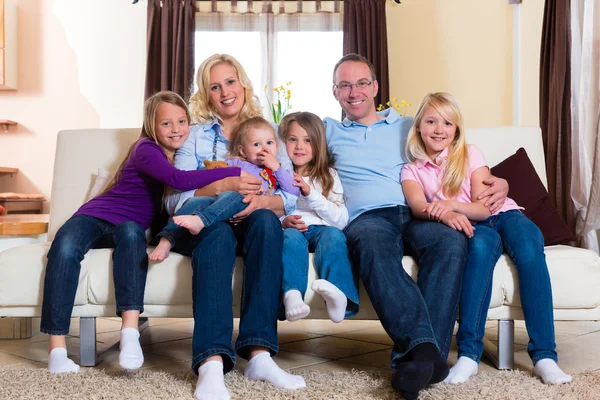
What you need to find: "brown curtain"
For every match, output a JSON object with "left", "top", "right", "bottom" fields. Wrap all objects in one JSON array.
[
  {"left": 145, "top": 0, "right": 196, "bottom": 101},
  {"left": 539, "top": 0, "right": 576, "bottom": 235},
  {"left": 342, "top": 0, "right": 389, "bottom": 109}
]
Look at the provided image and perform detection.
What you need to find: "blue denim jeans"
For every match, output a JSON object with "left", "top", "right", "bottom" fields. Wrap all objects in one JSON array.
[
  {"left": 158, "top": 192, "right": 247, "bottom": 246},
  {"left": 456, "top": 209, "right": 557, "bottom": 364},
  {"left": 40, "top": 214, "right": 148, "bottom": 335},
  {"left": 171, "top": 208, "right": 283, "bottom": 375},
  {"left": 344, "top": 206, "right": 467, "bottom": 369},
  {"left": 282, "top": 225, "right": 359, "bottom": 318}
]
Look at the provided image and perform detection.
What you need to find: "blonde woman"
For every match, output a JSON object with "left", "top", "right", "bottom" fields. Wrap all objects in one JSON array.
[{"left": 164, "top": 54, "right": 304, "bottom": 400}]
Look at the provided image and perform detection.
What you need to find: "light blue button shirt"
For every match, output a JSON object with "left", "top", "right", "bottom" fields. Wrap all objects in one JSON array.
[
  {"left": 165, "top": 119, "right": 296, "bottom": 216},
  {"left": 324, "top": 108, "right": 412, "bottom": 222}
]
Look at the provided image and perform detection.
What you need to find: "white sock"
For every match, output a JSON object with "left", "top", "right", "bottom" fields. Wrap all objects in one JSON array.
[
  {"left": 119, "top": 328, "right": 144, "bottom": 371},
  {"left": 245, "top": 352, "right": 306, "bottom": 390},
  {"left": 311, "top": 279, "right": 347, "bottom": 323},
  {"left": 283, "top": 290, "right": 310, "bottom": 322},
  {"left": 48, "top": 347, "right": 80, "bottom": 374},
  {"left": 443, "top": 356, "right": 478, "bottom": 384},
  {"left": 533, "top": 358, "right": 572, "bottom": 385},
  {"left": 194, "top": 360, "right": 230, "bottom": 400}
]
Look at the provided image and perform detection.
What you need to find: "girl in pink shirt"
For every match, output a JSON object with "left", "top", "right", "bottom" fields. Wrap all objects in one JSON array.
[{"left": 401, "top": 92, "right": 571, "bottom": 386}]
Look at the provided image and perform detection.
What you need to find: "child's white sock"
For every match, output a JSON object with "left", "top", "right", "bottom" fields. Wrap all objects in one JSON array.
[
  {"left": 194, "top": 360, "right": 230, "bottom": 400},
  {"left": 245, "top": 352, "right": 306, "bottom": 390},
  {"left": 173, "top": 215, "right": 205, "bottom": 235},
  {"left": 533, "top": 358, "right": 572, "bottom": 385},
  {"left": 283, "top": 290, "right": 310, "bottom": 322},
  {"left": 119, "top": 328, "right": 144, "bottom": 371},
  {"left": 443, "top": 356, "right": 478, "bottom": 384},
  {"left": 311, "top": 279, "right": 347, "bottom": 323},
  {"left": 48, "top": 347, "right": 80, "bottom": 374},
  {"left": 149, "top": 237, "right": 172, "bottom": 261}
]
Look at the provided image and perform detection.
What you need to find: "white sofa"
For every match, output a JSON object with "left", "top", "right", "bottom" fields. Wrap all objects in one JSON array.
[{"left": 1, "top": 127, "right": 599, "bottom": 368}]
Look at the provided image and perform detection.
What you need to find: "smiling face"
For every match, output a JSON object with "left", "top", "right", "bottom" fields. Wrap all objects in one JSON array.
[
  {"left": 208, "top": 62, "right": 246, "bottom": 122},
  {"left": 285, "top": 121, "right": 314, "bottom": 174},
  {"left": 238, "top": 128, "right": 278, "bottom": 166},
  {"left": 418, "top": 105, "right": 457, "bottom": 160},
  {"left": 333, "top": 61, "right": 379, "bottom": 125},
  {"left": 154, "top": 102, "right": 190, "bottom": 155}
]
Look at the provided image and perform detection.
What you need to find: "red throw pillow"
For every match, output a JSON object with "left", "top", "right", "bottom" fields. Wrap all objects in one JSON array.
[{"left": 490, "top": 148, "right": 576, "bottom": 246}]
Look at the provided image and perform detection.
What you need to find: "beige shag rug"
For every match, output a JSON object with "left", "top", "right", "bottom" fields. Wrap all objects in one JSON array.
[{"left": 1, "top": 368, "right": 599, "bottom": 400}]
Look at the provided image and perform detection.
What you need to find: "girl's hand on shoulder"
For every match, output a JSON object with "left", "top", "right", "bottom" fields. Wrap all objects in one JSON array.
[
  {"left": 440, "top": 211, "right": 475, "bottom": 238},
  {"left": 282, "top": 215, "right": 308, "bottom": 232},
  {"left": 293, "top": 173, "right": 311, "bottom": 196},
  {"left": 423, "top": 200, "right": 456, "bottom": 221}
]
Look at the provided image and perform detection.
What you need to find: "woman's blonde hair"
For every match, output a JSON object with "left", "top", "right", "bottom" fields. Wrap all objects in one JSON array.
[
  {"left": 100, "top": 91, "right": 190, "bottom": 196},
  {"left": 406, "top": 92, "right": 469, "bottom": 198},
  {"left": 278, "top": 112, "right": 336, "bottom": 199},
  {"left": 189, "top": 54, "right": 263, "bottom": 124},
  {"left": 227, "top": 117, "right": 276, "bottom": 159}
]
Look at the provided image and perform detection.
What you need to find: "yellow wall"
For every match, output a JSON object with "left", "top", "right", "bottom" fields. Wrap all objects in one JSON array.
[{"left": 386, "top": 0, "right": 544, "bottom": 129}]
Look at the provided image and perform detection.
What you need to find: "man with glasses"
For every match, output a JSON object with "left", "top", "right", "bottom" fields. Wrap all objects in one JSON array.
[{"left": 324, "top": 53, "right": 509, "bottom": 399}]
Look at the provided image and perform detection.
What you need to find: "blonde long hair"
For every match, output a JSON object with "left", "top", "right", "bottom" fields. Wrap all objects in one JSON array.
[
  {"left": 278, "top": 112, "right": 336, "bottom": 199},
  {"left": 406, "top": 92, "right": 469, "bottom": 198},
  {"left": 100, "top": 91, "right": 190, "bottom": 196},
  {"left": 189, "top": 54, "right": 263, "bottom": 124}
]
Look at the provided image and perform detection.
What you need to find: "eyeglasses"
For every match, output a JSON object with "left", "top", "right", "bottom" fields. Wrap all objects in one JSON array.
[{"left": 333, "top": 80, "right": 373, "bottom": 92}]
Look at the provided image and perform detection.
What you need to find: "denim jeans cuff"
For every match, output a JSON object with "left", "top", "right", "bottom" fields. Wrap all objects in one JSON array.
[
  {"left": 390, "top": 338, "right": 438, "bottom": 370},
  {"left": 457, "top": 351, "right": 481, "bottom": 364},
  {"left": 235, "top": 338, "right": 279, "bottom": 361},
  {"left": 531, "top": 352, "right": 558, "bottom": 364},
  {"left": 157, "top": 231, "right": 175, "bottom": 246},
  {"left": 40, "top": 327, "right": 70, "bottom": 336},
  {"left": 192, "top": 347, "right": 237, "bottom": 375},
  {"left": 116, "top": 305, "right": 144, "bottom": 317}
]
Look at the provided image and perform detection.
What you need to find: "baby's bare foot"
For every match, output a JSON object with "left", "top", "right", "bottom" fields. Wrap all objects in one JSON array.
[
  {"left": 149, "top": 237, "right": 171, "bottom": 261},
  {"left": 173, "top": 215, "right": 205, "bottom": 235}
]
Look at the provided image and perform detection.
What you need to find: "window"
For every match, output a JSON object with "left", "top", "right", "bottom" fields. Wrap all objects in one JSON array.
[{"left": 195, "top": 11, "right": 343, "bottom": 120}]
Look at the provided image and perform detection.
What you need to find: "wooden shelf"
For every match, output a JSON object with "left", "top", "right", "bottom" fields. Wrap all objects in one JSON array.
[
  {"left": 0, "top": 166, "right": 17, "bottom": 174},
  {"left": 0, "top": 213, "right": 49, "bottom": 235},
  {"left": 0, "top": 120, "right": 17, "bottom": 132}
]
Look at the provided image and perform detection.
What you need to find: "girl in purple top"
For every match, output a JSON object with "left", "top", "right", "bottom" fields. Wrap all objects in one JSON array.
[
  {"left": 401, "top": 93, "right": 571, "bottom": 387},
  {"left": 149, "top": 116, "right": 299, "bottom": 261},
  {"left": 40, "top": 91, "right": 241, "bottom": 374}
]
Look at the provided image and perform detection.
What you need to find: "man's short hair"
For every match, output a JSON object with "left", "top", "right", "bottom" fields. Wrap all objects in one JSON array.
[{"left": 332, "top": 53, "right": 377, "bottom": 83}]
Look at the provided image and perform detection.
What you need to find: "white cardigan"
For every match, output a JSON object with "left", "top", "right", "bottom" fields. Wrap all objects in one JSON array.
[{"left": 289, "top": 168, "right": 349, "bottom": 230}]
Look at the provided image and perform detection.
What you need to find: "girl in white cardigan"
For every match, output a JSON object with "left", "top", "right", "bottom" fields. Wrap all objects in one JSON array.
[{"left": 278, "top": 112, "right": 359, "bottom": 323}]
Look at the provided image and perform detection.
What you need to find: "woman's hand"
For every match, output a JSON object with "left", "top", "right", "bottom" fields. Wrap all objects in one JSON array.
[
  {"left": 440, "top": 211, "right": 475, "bottom": 238},
  {"left": 292, "top": 173, "right": 311, "bottom": 197},
  {"left": 282, "top": 215, "right": 308, "bottom": 232},
  {"left": 209, "top": 175, "right": 262, "bottom": 196},
  {"left": 477, "top": 176, "right": 509, "bottom": 214},
  {"left": 423, "top": 200, "right": 456, "bottom": 221},
  {"left": 230, "top": 194, "right": 269, "bottom": 223}
]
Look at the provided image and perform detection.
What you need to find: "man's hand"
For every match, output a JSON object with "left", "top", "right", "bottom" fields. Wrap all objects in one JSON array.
[
  {"left": 282, "top": 215, "right": 308, "bottom": 232},
  {"left": 257, "top": 147, "right": 280, "bottom": 171},
  {"left": 477, "top": 176, "right": 509, "bottom": 214},
  {"left": 292, "top": 173, "right": 311, "bottom": 197},
  {"left": 440, "top": 211, "right": 475, "bottom": 238},
  {"left": 423, "top": 200, "right": 456, "bottom": 221},
  {"left": 230, "top": 194, "right": 269, "bottom": 223}
]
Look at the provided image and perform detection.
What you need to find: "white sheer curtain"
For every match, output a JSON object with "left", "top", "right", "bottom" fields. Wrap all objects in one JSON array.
[
  {"left": 570, "top": 0, "right": 600, "bottom": 253},
  {"left": 195, "top": 1, "right": 343, "bottom": 120}
]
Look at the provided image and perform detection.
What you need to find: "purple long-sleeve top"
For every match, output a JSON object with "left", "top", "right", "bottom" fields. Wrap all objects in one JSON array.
[
  {"left": 76, "top": 138, "right": 241, "bottom": 230},
  {"left": 226, "top": 158, "right": 300, "bottom": 196}
]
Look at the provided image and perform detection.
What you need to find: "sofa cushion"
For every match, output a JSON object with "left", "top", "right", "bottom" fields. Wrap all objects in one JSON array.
[{"left": 490, "top": 148, "right": 576, "bottom": 246}]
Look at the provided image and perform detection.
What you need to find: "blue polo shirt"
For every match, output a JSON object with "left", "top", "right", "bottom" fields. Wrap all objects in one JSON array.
[{"left": 324, "top": 108, "right": 412, "bottom": 222}]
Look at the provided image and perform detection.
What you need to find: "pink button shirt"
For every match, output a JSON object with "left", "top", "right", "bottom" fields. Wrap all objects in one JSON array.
[{"left": 401, "top": 145, "right": 522, "bottom": 216}]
